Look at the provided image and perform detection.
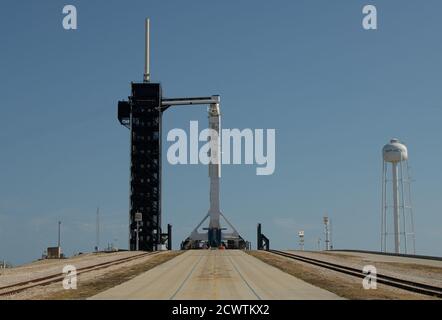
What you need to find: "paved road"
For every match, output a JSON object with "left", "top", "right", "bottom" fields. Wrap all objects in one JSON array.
[{"left": 91, "top": 250, "right": 341, "bottom": 300}]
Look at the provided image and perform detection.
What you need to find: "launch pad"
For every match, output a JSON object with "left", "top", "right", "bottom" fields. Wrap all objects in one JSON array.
[{"left": 116, "top": 19, "right": 247, "bottom": 250}]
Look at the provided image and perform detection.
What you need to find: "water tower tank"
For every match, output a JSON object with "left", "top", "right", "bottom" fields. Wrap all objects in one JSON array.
[{"left": 382, "top": 139, "right": 408, "bottom": 163}]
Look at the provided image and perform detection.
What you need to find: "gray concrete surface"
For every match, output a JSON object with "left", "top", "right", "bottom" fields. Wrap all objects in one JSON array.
[{"left": 91, "top": 250, "right": 342, "bottom": 300}]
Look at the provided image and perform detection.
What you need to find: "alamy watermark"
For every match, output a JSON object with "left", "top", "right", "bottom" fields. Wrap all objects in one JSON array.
[
  {"left": 62, "top": 4, "right": 377, "bottom": 32},
  {"left": 167, "top": 121, "right": 276, "bottom": 176},
  {"left": 362, "top": 5, "right": 377, "bottom": 30},
  {"left": 62, "top": 5, "right": 77, "bottom": 30},
  {"left": 62, "top": 265, "right": 77, "bottom": 290},
  {"left": 362, "top": 265, "right": 377, "bottom": 290}
]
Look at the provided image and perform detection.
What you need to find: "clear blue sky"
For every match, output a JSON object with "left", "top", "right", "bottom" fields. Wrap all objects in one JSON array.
[{"left": 1, "top": 0, "right": 442, "bottom": 265}]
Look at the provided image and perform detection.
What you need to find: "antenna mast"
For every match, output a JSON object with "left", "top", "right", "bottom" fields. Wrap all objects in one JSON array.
[{"left": 144, "top": 18, "right": 150, "bottom": 82}]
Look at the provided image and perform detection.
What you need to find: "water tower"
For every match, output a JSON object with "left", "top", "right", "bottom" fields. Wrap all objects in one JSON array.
[{"left": 381, "top": 139, "right": 416, "bottom": 254}]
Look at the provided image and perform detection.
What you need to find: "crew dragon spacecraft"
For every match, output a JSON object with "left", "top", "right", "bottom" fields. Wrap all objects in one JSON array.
[{"left": 181, "top": 101, "right": 247, "bottom": 250}]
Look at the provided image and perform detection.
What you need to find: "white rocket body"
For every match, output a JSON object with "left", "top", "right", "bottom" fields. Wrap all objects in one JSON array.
[
  {"left": 183, "top": 96, "right": 244, "bottom": 249},
  {"left": 208, "top": 103, "right": 221, "bottom": 230}
]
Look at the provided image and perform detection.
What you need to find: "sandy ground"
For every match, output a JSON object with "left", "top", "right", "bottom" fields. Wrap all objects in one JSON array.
[
  {"left": 249, "top": 251, "right": 439, "bottom": 300},
  {"left": 284, "top": 250, "right": 442, "bottom": 288},
  {"left": 91, "top": 250, "right": 342, "bottom": 300},
  {"left": 0, "top": 251, "right": 148, "bottom": 288},
  {"left": 0, "top": 251, "right": 181, "bottom": 300}
]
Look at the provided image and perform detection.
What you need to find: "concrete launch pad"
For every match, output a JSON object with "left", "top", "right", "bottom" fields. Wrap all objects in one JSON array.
[{"left": 91, "top": 250, "right": 341, "bottom": 300}]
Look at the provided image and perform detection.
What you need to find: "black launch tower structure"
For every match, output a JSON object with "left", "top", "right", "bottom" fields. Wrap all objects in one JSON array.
[{"left": 118, "top": 83, "right": 163, "bottom": 251}]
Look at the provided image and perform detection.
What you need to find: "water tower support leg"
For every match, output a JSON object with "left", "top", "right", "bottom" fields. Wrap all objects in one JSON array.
[{"left": 392, "top": 162, "right": 400, "bottom": 253}]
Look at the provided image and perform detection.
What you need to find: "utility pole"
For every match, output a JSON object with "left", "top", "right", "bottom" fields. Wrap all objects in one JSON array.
[
  {"left": 96, "top": 207, "right": 100, "bottom": 252},
  {"left": 323, "top": 216, "right": 330, "bottom": 251},
  {"left": 58, "top": 221, "right": 61, "bottom": 248},
  {"left": 330, "top": 218, "right": 333, "bottom": 250}
]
